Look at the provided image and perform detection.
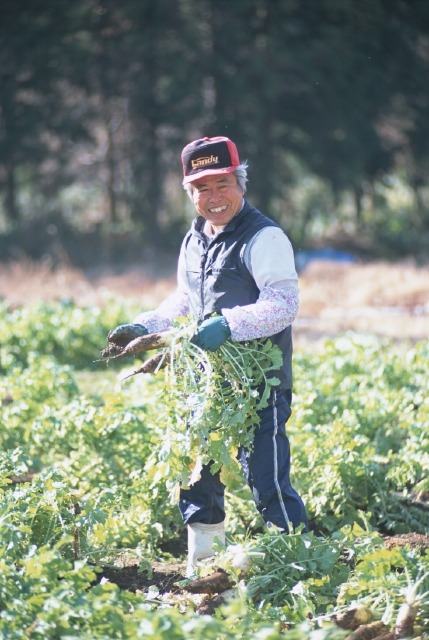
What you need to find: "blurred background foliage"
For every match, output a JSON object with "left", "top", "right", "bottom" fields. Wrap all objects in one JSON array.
[{"left": 1, "top": 0, "right": 429, "bottom": 265}]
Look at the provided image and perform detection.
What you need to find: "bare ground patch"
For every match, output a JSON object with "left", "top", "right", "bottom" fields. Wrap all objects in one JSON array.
[{"left": 97, "top": 562, "right": 185, "bottom": 594}]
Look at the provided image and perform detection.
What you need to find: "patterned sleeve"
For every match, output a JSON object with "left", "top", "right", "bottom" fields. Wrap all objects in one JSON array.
[
  {"left": 133, "top": 291, "right": 190, "bottom": 334},
  {"left": 222, "top": 286, "right": 299, "bottom": 342}
]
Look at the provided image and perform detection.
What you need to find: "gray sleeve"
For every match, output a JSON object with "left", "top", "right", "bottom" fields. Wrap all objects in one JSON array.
[{"left": 243, "top": 227, "right": 299, "bottom": 294}]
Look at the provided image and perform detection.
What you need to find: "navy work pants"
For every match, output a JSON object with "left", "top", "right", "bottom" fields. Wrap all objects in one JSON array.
[{"left": 178, "top": 390, "right": 308, "bottom": 533}]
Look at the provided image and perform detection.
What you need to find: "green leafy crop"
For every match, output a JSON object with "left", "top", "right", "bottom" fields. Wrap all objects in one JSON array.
[
  {"left": 0, "top": 301, "right": 429, "bottom": 637},
  {"left": 141, "top": 317, "right": 283, "bottom": 495}
]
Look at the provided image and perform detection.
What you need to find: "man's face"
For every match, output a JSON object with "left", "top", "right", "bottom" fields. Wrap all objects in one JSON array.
[{"left": 191, "top": 173, "right": 244, "bottom": 230}]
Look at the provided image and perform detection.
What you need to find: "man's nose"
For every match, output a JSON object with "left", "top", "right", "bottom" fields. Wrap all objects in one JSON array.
[{"left": 208, "top": 190, "right": 222, "bottom": 202}]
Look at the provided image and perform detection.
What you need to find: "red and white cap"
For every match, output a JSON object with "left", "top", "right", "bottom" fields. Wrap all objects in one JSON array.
[{"left": 181, "top": 136, "right": 240, "bottom": 184}]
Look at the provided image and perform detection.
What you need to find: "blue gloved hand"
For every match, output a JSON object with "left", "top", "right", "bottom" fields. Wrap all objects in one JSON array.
[
  {"left": 191, "top": 316, "right": 231, "bottom": 351},
  {"left": 108, "top": 323, "right": 148, "bottom": 347}
]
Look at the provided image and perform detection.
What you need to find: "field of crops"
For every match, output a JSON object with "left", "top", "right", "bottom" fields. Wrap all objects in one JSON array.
[{"left": 1, "top": 297, "right": 429, "bottom": 639}]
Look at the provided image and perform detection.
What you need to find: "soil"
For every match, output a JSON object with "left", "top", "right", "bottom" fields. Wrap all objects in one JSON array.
[
  {"left": 8, "top": 472, "right": 38, "bottom": 485},
  {"left": 383, "top": 533, "right": 429, "bottom": 552},
  {"left": 93, "top": 532, "right": 187, "bottom": 594},
  {"left": 97, "top": 532, "right": 429, "bottom": 596},
  {"left": 1, "top": 260, "right": 428, "bottom": 344},
  {"left": 97, "top": 561, "right": 186, "bottom": 594}
]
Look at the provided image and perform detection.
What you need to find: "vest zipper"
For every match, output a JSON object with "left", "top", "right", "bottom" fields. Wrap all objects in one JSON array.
[{"left": 199, "top": 251, "right": 208, "bottom": 322}]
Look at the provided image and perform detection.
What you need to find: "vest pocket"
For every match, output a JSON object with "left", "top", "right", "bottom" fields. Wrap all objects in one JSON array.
[
  {"left": 210, "top": 267, "right": 240, "bottom": 291},
  {"left": 186, "top": 270, "right": 200, "bottom": 287}
]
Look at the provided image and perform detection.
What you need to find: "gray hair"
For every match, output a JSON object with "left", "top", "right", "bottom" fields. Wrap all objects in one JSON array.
[{"left": 183, "top": 161, "right": 248, "bottom": 201}]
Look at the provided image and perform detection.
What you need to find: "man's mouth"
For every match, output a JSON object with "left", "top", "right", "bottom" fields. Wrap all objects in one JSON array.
[{"left": 208, "top": 205, "right": 227, "bottom": 214}]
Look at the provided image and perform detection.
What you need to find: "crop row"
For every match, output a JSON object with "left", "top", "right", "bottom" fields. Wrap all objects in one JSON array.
[{"left": 0, "top": 301, "right": 428, "bottom": 638}]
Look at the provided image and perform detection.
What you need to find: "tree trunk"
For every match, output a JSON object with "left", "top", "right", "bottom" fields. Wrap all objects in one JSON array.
[
  {"left": 147, "top": 127, "right": 163, "bottom": 243},
  {"left": 411, "top": 181, "right": 429, "bottom": 231},
  {"left": 354, "top": 185, "right": 363, "bottom": 224},
  {"left": 4, "top": 162, "right": 19, "bottom": 223},
  {"left": 106, "top": 118, "right": 118, "bottom": 223},
  {"left": 131, "top": 47, "right": 164, "bottom": 246}
]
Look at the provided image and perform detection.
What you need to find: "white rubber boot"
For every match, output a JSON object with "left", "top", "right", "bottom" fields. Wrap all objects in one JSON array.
[{"left": 186, "top": 521, "right": 225, "bottom": 577}]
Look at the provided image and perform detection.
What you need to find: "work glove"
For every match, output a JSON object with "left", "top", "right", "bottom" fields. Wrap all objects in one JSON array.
[
  {"left": 191, "top": 316, "right": 231, "bottom": 351},
  {"left": 108, "top": 323, "right": 148, "bottom": 347}
]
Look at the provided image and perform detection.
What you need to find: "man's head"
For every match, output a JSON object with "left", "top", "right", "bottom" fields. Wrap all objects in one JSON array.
[{"left": 181, "top": 136, "right": 248, "bottom": 229}]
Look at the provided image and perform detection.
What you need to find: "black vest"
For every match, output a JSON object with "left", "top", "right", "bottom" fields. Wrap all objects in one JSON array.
[{"left": 182, "top": 200, "right": 293, "bottom": 389}]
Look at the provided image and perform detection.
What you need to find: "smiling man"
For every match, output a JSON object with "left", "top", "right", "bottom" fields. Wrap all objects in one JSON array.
[
  {"left": 110, "top": 136, "right": 308, "bottom": 575},
  {"left": 191, "top": 173, "right": 243, "bottom": 230}
]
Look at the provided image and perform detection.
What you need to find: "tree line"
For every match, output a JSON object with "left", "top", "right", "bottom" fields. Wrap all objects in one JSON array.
[{"left": 1, "top": 0, "right": 429, "bottom": 260}]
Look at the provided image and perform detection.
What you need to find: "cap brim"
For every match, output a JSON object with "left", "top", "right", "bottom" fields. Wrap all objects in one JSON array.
[{"left": 182, "top": 165, "right": 237, "bottom": 185}]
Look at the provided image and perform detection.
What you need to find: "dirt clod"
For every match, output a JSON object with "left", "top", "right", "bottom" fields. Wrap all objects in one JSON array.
[
  {"left": 196, "top": 588, "right": 237, "bottom": 615},
  {"left": 1, "top": 394, "right": 14, "bottom": 406},
  {"left": 383, "top": 533, "right": 429, "bottom": 552},
  {"left": 182, "top": 569, "right": 234, "bottom": 595},
  {"left": 345, "top": 621, "right": 387, "bottom": 640},
  {"left": 333, "top": 607, "right": 372, "bottom": 630},
  {"left": 7, "top": 472, "right": 38, "bottom": 485},
  {"left": 196, "top": 594, "right": 226, "bottom": 615}
]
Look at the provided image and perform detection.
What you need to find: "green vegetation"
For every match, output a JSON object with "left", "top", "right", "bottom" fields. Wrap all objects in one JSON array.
[
  {"left": 292, "top": 336, "right": 429, "bottom": 535},
  {"left": 118, "top": 317, "right": 284, "bottom": 492},
  {"left": 1, "top": 300, "right": 428, "bottom": 637}
]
